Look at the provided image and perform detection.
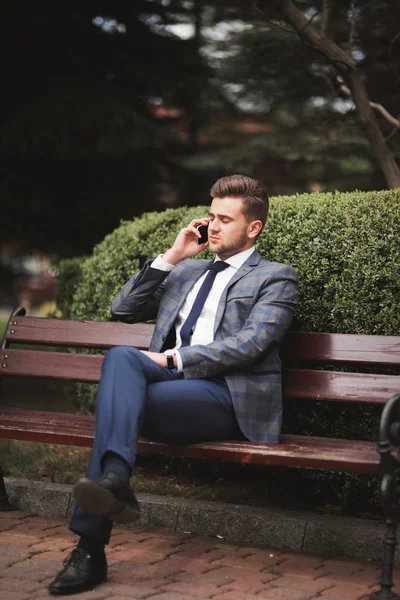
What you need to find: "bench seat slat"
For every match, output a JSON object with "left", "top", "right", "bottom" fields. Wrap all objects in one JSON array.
[
  {"left": 1, "top": 349, "right": 398, "bottom": 404},
  {"left": 0, "top": 408, "right": 380, "bottom": 475},
  {"left": 4, "top": 317, "right": 154, "bottom": 350}
]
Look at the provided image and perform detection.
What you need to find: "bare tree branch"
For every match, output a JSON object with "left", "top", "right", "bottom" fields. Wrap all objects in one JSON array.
[
  {"left": 339, "top": 84, "right": 400, "bottom": 128},
  {"left": 348, "top": 1, "right": 356, "bottom": 52},
  {"left": 279, "top": 0, "right": 400, "bottom": 188},
  {"left": 385, "top": 127, "right": 400, "bottom": 143},
  {"left": 321, "top": 0, "right": 330, "bottom": 36},
  {"left": 280, "top": 0, "right": 356, "bottom": 71}
]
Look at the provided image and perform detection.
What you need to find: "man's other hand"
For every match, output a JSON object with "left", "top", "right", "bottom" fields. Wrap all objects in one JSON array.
[{"left": 140, "top": 350, "right": 168, "bottom": 368}]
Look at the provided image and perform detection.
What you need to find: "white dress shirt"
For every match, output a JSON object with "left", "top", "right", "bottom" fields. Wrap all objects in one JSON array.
[{"left": 151, "top": 246, "right": 256, "bottom": 371}]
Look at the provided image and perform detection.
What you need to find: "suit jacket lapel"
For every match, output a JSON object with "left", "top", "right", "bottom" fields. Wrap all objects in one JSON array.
[{"left": 213, "top": 249, "right": 261, "bottom": 336}]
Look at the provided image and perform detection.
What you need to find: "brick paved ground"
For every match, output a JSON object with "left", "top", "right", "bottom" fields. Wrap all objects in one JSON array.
[{"left": 0, "top": 510, "right": 398, "bottom": 600}]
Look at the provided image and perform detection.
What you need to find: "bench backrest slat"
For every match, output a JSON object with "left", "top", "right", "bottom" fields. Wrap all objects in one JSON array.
[
  {"left": 3, "top": 317, "right": 154, "bottom": 350},
  {"left": 1, "top": 349, "right": 398, "bottom": 404},
  {"left": 281, "top": 331, "right": 400, "bottom": 366}
]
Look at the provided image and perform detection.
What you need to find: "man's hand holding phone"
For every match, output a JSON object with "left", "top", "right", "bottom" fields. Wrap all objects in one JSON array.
[{"left": 163, "top": 218, "right": 210, "bottom": 265}]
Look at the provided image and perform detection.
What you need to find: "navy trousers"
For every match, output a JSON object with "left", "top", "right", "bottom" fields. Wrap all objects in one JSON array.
[{"left": 69, "top": 346, "right": 244, "bottom": 544}]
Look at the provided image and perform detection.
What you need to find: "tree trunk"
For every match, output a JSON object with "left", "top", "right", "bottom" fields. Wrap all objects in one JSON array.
[
  {"left": 279, "top": 0, "right": 400, "bottom": 189},
  {"left": 346, "top": 70, "right": 400, "bottom": 189}
]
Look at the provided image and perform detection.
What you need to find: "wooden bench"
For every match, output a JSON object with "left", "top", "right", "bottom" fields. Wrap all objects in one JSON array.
[{"left": 1, "top": 306, "right": 400, "bottom": 600}]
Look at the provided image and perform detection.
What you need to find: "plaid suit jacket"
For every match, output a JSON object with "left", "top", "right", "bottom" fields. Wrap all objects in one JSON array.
[{"left": 111, "top": 249, "right": 298, "bottom": 443}]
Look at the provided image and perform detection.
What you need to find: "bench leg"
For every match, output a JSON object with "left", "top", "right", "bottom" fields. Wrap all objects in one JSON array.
[
  {"left": 0, "top": 465, "right": 16, "bottom": 511},
  {"left": 370, "top": 506, "right": 398, "bottom": 599},
  {"left": 371, "top": 393, "right": 400, "bottom": 600}
]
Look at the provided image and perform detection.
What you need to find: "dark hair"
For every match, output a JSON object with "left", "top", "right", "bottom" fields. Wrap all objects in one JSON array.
[{"left": 210, "top": 174, "right": 269, "bottom": 229}]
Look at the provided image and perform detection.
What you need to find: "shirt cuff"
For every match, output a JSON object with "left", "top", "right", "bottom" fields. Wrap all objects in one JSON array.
[
  {"left": 174, "top": 350, "right": 183, "bottom": 373},
  {"left": 151, "top": 254, "right": 175, "bottom": 272}
]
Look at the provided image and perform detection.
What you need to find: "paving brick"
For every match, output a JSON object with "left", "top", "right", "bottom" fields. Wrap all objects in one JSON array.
[
  {"left": 0, "top": 579, "right": 42, "bottom": 594},
  {"left": 171, "top": 570, "right": 235, "bottom": 586},
  {"left": 135, "top": 539, "right": 183, "bottom": 553},
  {"left": 0, "top": 533, "right": 37, "bottom": 547},
  {"left": 105, "top": 596, "right": 156, "bottom": 600},
  {"left": 200, "top": 565, "right": 270, "bottom": 582},
  {"left": 144, "top": 593, "right": 199, "bottom": 600},
  {"left": 108, "top": 560, "right": 183, "bottom": 581},
  {"left": 266, "top": 575, "right": 334, "bottom": 594},
  {"left": 258, "top": 588, "right": 316, "bottom": 600},
  {"left": 278, "top": 552, "right": 325, "bottom": 564},
  {"left": 96, "top": 583, "right": 162, "bottom": 598},
  {"left": 108, "top": 547, "right": 166, "bottom": 565},
  {"left": 32, "top": 589, "right": 109, "bottom": 600},
  {"left": 139, "top": 530, "right": 193, "bottom": 543},
  {"left": 222, "top": 574, "right": 277, "bottom": 592},
  {"left": 157, "top": 581, "right": 222, "bottom": 597},
  {"left": 0, "top": 510, "right": 31, "bottom": 520},
  {"left": 0, "top": 591, "right": 31, "bottom": 600},
  {"left": 0, "top": 518, "right": 23, "bottom": 532},
  {"left": 2, "top": 564, "right": 59, "bottom": 582},
  {"left": 26, "top": 548, "right": 72, "bottom": 562},
  {"left": 318, "top": 583, "right": 372, "bottom": 599},
  {"left": 173, "top": 547, "right": 226, "bottom": 560},
  {"left": 108, "top": 570, "right": 165, "bottom": 588},
  {"left": 277, "top": 556, "right": 325, "bottom": 570},
  {"left": 315, "top": 571, "right": 380, "bottom": 587},
  {"left": 28, "top": 539, "right": 75, "bottom": 552},
  {"left": 176, "top": 540, "right": 219, "bottom": 553},
  {"left": 0, "top": 548, "right": 35, "bottom": 567},
  {"left": 109, "top": 531, "right": 157, "bottom": 547},
  {"left": 212, "top": 592, "right": 263, "bottom": 600},
  {"left": 7, "top": 525, "right": 48, "bottom": 538},
  {"left": 151, "top": 555, "right": 218, "bottom": 574},
  {"left": 322, "top": 557, "right": 380, "bottom": 571},
  {"left": 212, "top": 554, "right": 281, "bottom": 570},
  {"left": 316, "top": 597, "right": 364, "bottom": 600}
]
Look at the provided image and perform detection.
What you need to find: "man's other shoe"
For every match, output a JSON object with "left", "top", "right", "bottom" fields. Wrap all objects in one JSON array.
[
  {"left": 48, "top": 547, "right": 107, "bottom": 595},
  {"left": 73, "top": 471, "right": 141, "bottom": 524}
]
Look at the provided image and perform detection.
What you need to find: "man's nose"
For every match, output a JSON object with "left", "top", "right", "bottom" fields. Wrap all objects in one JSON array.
[{"left": 209, "top": 220, "right": 220, "bottom": 232}]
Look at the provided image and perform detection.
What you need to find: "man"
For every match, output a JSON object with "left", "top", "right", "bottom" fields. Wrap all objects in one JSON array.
[{"left": 49, "top": 174, "right": 298, "bottom": 595}]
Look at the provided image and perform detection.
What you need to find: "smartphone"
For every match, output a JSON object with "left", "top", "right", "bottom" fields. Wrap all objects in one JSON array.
[{"left": 196, "top": 223, "right": 209, "bottom": 245}]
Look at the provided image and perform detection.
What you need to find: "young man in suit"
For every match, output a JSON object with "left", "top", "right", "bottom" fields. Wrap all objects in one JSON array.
[{"left": 49, "top": 174, "right": 298, "bottom": 595}]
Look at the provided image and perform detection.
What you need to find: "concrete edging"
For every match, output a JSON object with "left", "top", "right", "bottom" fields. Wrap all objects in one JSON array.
[{"left": 5, "top": 476, "right": 387, "bottom": 563}]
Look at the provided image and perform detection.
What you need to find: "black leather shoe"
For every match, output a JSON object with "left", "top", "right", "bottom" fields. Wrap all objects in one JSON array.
[
  {"left": 73, "top": 472, "right": 141, "bottom": 524},
  {"left": 48, "top": 546, "right": 107, "bottom": 595}
]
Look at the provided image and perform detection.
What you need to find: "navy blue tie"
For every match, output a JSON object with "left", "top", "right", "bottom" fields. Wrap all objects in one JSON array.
[{"left": 180, "top": 261, "right": 230, "bottom": 347}]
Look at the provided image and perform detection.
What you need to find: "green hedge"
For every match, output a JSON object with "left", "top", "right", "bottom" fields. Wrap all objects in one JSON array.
[
  {"left": 62, "top": 189, "right": 400, "bottom": 335},
  {"left": 56, "top": 188, "right": 400, "bottom": 507}
]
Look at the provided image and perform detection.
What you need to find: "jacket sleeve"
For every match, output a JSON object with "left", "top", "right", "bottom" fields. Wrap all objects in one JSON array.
[
  {"left": 177, "top": 265, "right": 299, "bottom": 378},
  {"left": 110, "top": 260, "right": 170, "bottom": 323}
]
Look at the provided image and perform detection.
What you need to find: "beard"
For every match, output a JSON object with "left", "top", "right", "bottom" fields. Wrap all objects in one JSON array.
[{"left": 209, "top": 229, "right": 249, "bottom": 258}]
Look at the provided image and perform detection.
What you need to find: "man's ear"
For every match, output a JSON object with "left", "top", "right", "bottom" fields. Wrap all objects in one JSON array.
[{"left": 248, "top": 220, "right": 263, "bottom": 239}]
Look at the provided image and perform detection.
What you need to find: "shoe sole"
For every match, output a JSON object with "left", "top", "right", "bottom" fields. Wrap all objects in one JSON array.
[
  {"left": 73, "top": 478, "right": 141, "bottom": 524},
  {"left": 49, "top": 574, "right": 107, "bottom": 596}
]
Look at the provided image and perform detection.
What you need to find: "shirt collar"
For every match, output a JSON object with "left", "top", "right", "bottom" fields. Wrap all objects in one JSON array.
[{"left": 214, "top": 246, "right": 256, "bottom": 270}]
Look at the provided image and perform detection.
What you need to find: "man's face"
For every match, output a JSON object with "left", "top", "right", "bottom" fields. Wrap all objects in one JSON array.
[{"left": 207, "top": 196, "right": 259, "bottom": 260}]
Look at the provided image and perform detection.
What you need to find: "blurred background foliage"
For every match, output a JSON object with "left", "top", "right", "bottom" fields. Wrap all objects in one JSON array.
[{"left": 1, "top": 0, "right": 399, "bottom": 259}]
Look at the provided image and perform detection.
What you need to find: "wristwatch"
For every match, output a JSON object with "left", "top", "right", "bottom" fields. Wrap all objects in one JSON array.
[{"left": 164, "top": 349, "right": 176, "bottom": 369}]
